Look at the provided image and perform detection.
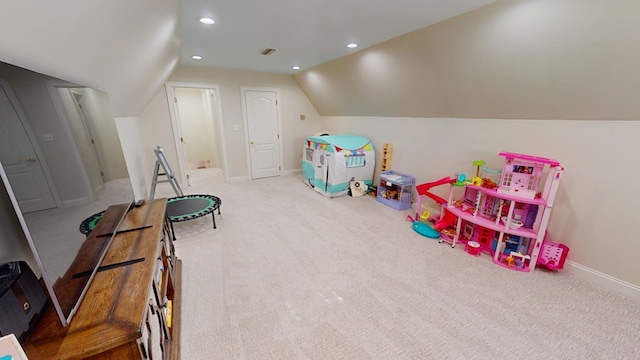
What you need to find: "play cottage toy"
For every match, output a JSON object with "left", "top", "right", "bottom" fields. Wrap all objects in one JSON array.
[
  {"left": 413, "top": 151, "right": 566, "bottom": 272},
  {"left": 301, "top": 134, "right": 375, "bottom": 197}
]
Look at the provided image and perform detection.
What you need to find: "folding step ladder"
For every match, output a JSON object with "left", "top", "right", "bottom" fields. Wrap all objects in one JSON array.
[{"left": 150, "top": 146, "right": 183, "bottom": 199}]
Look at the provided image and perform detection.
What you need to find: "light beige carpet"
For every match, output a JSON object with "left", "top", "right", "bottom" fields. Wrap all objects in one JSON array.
[{"left": 164, "top": 171, "right": 640, "bottom": 360}]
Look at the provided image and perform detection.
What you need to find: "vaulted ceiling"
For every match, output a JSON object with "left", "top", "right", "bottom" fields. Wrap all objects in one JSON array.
[
  {"left": 180, "top": 0, "right": 495, "bottom": 74},
  {"left": 0, "top": 0, "right": 494, "bottom": 116}
]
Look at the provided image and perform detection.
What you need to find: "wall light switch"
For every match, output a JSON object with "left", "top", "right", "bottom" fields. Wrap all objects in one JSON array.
[
  {"left": 232, "top": 125, "right": 240, "bottom": 131},
  {"left": 43, "top": 133, "right": 54, "bottom": 142}
]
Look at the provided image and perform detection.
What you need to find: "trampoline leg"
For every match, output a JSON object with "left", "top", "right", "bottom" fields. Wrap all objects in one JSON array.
[
  {"left": 211, "top": 212, "right": 217, "bottom": 229},
  {"left": 170, "top": 221, "right": 176, "bottom": 240}
]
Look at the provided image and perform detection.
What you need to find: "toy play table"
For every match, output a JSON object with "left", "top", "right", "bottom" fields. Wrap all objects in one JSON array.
[{"left": 465, "top": 240, "right": 481, "bottom": 256}]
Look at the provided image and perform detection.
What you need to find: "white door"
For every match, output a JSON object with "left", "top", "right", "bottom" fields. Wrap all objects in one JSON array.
[
  {"left": 0, "top": 80, "right": 56, "bottom": 212},
  {"left": 243, "top": 90, "right": 281, "bottom": 179}
]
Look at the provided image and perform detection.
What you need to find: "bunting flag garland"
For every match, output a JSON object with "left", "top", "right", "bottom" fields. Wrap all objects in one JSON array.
[{"left": 308, "top": 141, "right": 373, "bottom": 153}]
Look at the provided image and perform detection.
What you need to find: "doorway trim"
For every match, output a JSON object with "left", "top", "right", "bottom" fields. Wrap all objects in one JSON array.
[
  {"left": 240, "top": 86, "right": 284, "bottom": 180},
  {"left": 46, "top": 80, "right": 101, "bottom": 206},
  {"left": 1, "top": 78, "right": 60, "bottom": 208},
  {"left": 165, "top": 81, "right": 229, "bottom": 184}
]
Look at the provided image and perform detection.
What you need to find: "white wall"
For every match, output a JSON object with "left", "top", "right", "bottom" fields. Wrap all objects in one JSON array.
[
  {"left": 323, "top": 116, "right": 640, "bottom": 288},
  {"left": 79, "top": 88, "right": 128, "bottom": 180},
  {"left": 115, "top": 117, "right": 148, "bottom": 201},
  {"left": 137, "top": 87, "right": 180, "bottom": 194},
  {"left": 296, "top": 0, "right": 640, "bottom": 120},
  {"left": 138, "top": 66, "right": 323, "bottom": 183}
]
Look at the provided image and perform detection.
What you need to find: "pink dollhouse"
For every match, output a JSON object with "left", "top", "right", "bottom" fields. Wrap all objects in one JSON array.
[{"left": 415, "top": 151, "right": 564, "bottom": 272}]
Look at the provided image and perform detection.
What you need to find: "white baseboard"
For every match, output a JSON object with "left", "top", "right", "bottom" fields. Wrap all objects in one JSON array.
[
  {"left": 61, "top": 197, "right": 91, "bottom": 208},
  {"left": 230, "top": 170, "right": 300, "bottom": 182},
  {"left": 284, "top": 169, "right": 301, "bottom": 176},
  {"left": 228, "top": 176, "right": 250, "bottom": 183},
  {"left": 565, "top": 260, "right": 640, "bottom": 300}
]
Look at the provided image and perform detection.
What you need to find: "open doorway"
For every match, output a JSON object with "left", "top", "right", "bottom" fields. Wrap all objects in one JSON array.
[
  {"left": 166, "top": 82, "right": 228, "bottom": 186},
  {"left": 57, "top": 88, "right": 105, "bottom": 197},
  {"left": 47, "top": 81, "right": 128, "bottom": 204}
]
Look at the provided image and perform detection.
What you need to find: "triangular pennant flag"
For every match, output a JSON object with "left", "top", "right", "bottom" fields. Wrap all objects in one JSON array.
[{"left": 334, "top": 146, "right": 342, "bottom": 152}]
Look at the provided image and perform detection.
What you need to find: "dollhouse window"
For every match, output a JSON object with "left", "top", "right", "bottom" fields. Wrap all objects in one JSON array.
[
  {"left": 527, "top": 176, "right": 539, "bottom": 191},
  {"left": 502, "top": 172, "right": 512, "bottom": 187},
  {"left": 464, "top": 188, "right": 478, "bottom": 205},
  {"left": 463, "top": 222, "right": 474, "bottom": 239},
  {"left": 481, "top": 196, "right": 495, "bottom": 218}
]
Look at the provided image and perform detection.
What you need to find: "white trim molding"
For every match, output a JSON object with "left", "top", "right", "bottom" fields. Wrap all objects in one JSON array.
[{"left": 565, "top": 261, "right": 640, "bottom": 300}]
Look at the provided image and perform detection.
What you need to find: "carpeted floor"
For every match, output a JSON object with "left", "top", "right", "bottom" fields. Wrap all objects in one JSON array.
[{"left": 162, "top": 170, "right": 640, "bottom": 360}]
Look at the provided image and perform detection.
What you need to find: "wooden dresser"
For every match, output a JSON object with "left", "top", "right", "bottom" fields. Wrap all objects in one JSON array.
[{"left": 23, "top": 199, "right": 181, "bottom": 359}]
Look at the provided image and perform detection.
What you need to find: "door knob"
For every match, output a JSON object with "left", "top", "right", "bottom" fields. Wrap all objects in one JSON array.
[{"left": 250, "top": 141, "right": 255, "bottom": 145}]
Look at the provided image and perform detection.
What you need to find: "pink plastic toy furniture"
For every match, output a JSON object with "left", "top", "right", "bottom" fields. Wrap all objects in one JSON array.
[
  {"left": 537, "top": 240, "right": 569, "bottom": 270},
  {"left": 465, "top": 241, "right": 481, "bottom": 256}
]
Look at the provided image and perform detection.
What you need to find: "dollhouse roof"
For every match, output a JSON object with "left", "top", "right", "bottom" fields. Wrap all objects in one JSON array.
[{"left": 499, "top": 151, "right": 560, "bottom": 166}]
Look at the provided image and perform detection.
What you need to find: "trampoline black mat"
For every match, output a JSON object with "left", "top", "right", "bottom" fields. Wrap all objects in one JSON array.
[
  {"left": 166, "top": 194, "right": 222, "bottom": 238},
  {"left": 166, "top": 194, "right": 221, "bottom": 222}
]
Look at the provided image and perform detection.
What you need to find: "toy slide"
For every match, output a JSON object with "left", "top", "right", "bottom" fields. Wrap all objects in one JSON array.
[
  {"left": 415, "top": 177, "right": 457, "bottom": 205},
  {"left": 433, "top": 209, "right": 457, "bottom": 231}
]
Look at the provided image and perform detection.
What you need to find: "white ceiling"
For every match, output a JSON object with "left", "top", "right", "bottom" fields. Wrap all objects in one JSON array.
[{"left": 180, "top": 0, "right": 495, "bottom": 74}]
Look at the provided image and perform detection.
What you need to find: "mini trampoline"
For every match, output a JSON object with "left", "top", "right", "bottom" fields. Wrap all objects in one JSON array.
[{"left": 166, "top": 194, "right": 222, "bottom": 238}]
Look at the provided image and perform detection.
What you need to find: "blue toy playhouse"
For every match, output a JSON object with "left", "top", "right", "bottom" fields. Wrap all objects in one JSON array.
[{"left": 302, "top": 134, "right": 375, "bottom": 197}]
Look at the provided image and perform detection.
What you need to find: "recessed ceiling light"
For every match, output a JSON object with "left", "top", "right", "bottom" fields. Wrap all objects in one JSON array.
[
  {"left": 199, "top": 17, "right": 215, "bottom": 25},
  {"left": 192, "top": 55, "right": 203, "bottom": 60},
  {"left": 292, "top": 66, "right": 301, "bottom": 70},
  {"left": 346, "top": 43, "right": 358, "bottom": 48}
]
